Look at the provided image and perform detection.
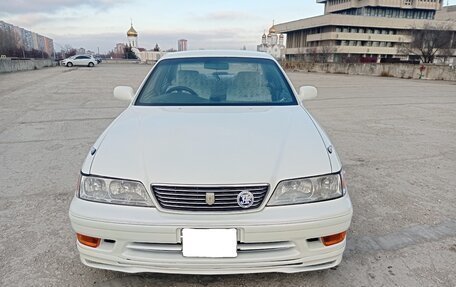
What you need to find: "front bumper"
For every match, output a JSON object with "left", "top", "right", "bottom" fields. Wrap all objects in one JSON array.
[{"left": 69, "top": 195, "right": 352, "bottom": 274}]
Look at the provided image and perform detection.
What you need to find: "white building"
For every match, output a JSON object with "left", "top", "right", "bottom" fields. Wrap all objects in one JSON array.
[
  {"left": 257, "top": 25, "right": 286, "bottom": 60},
  {"left": 115, "top": 43, "right": 126, "bottom": 55},
  {"left": 178, "top": 39, "right": 188, "bottom": 51}
]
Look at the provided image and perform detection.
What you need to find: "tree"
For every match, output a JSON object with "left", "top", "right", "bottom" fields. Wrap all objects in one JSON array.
[
  {"left": 62, "top": 44, "right": 77, "bottom": 57},
  {"left": 318, "top": 45, "right": 337, "bottom": 63},
  {"left": 305, "top": 46, "right": 337, "bottom": 63},
  {"left": 399, "top": 23, "right": 454, "bottom": 63},
  {"left": 124, "top": 46, "right": 137, "bottom": 59},
  {"left": 305, "top": 47, "right": 318, "bottom": 63}
]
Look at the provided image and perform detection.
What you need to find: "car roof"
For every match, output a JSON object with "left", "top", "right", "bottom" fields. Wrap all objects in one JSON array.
[{"left": 160, "top": 50, "right": 275, "bottom": 61}]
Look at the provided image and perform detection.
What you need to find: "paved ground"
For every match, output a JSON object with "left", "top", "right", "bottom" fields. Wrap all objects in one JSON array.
[{"left": 0, "top": 64, "right": 455, "bottom": 287}]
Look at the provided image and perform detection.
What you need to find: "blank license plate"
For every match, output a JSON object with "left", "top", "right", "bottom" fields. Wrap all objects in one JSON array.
[{"left": 182, "top": 229, "right": 237, "bottom": 258}]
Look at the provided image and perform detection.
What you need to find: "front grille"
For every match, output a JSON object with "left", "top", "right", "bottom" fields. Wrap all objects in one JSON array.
[{"left": 152, "top": 185, "right": 269, "bottom": 212}]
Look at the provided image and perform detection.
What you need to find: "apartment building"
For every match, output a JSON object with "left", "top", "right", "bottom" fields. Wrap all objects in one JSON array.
[{"left": 0, "top": 21, "right": 54, "bottom": 57}]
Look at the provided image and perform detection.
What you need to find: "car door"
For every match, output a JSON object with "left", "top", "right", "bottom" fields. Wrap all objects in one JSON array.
[
  {"left": 73, "top": 56, "right": 83, "bottom": 66},
  {"left": 76, "top": 56, "right": 90, "bottom": 66}
]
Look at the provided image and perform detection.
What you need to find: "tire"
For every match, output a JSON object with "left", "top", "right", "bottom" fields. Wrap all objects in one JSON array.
[
  {"left": 88, "top": 62, "right": 94, "bottom": 67},
  {"left": 66, "top": 62, "right": 73, "bottom": 67}
]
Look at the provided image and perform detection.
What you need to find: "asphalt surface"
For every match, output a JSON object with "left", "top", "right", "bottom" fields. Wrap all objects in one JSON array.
[{"left": 0, "top": 64, "right": 455, "bottom": 287}]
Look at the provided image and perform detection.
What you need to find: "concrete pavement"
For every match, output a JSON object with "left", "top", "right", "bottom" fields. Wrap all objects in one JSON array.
[{"left": 0, "top": 64, "right": 455, "bottom": 286}]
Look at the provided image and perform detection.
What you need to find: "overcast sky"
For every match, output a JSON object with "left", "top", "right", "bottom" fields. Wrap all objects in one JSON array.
[{"left": 1, "top": 0, "right": 455, "bottom": 53}]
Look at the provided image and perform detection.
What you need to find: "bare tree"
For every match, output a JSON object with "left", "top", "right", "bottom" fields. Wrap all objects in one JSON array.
[
  {"left": 305, "top": 47, "right": 318, "bottom": 63},
  {"left": 62, "top": 44, "right": 76, "bottom": 57},
  {"left": 305, "top": 46, "right": 337, "bottom": 63},
  {"left": 318, "top": 45, "right": 338, "bottom": 63},
  {"left": 399, "top": 23, "right": 454, "bottom": 63}
]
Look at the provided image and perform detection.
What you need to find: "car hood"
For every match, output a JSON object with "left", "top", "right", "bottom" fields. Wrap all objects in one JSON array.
[{"left": 89, "top": 106, "right": 332, "bottom": 185}]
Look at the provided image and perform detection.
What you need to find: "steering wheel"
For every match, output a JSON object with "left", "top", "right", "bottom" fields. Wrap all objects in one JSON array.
[{"left": 166, "top": 86, "right": 198, "bottom": 97}]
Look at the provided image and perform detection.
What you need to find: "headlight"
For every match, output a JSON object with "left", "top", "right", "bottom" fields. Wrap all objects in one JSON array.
[
  {"left": 78, "top": 175, "right": 154, "bottom": 207},
  {"left": 268, "top": 172, "right": 346, "bottom": 206}
]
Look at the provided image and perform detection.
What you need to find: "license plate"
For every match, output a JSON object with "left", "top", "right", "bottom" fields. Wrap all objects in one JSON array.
[{"left": 182, "top": 229, "right": 237, "bottom": 258}]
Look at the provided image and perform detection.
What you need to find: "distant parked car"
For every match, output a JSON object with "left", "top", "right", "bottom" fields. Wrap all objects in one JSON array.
[{"left": 61, "top": 55, "right": 97, "bottom": 67}]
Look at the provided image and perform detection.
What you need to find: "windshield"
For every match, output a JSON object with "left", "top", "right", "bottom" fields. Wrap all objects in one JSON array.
[{"left": 135, "top": 57, "right": 297, "bottom": 106}]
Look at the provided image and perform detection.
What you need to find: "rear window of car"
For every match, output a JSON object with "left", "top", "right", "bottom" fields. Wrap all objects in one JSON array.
[{"left": 135, "top": 57, "right": 297, "bottom": 106}]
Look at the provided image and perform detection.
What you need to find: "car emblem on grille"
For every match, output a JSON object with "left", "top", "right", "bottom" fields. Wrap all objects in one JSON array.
[
  {"left": 237, "top": 191, "right": 254, "bottom": 208},
  {"left": 205, "top": 192, "right": 215, "bottom": 205}
]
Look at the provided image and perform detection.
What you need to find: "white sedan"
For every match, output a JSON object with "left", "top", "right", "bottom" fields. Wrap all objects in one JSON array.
[
  {"left": 69, "top": 50, "right": 352, "bottom": 274},
  {"left": 61, "top": 55, "right": 97, "bottom": 67}
]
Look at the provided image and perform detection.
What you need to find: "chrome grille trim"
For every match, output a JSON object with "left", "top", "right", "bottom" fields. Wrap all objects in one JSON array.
[{"left": 152, "top": 185, "right": 269, "bottom": 212}]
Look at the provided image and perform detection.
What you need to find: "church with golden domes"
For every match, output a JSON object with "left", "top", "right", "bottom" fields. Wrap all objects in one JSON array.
[
  {"left": 257, "top": 24, "right": 285, "bottom": 60},
  {"left": 124, "top": 22, "right": 166, "bottom": 63}
]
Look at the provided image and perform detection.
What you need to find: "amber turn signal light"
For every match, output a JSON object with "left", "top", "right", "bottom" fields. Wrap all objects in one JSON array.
[
  {"left": 321, "top": 231, "right": 346, "bottom": 246},
  {"left": 77, "top": 233, "right": 101, "bottom": 248}
]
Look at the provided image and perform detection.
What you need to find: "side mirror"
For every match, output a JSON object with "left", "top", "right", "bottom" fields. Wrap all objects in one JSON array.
[
  {"left": 113, "top": 86, "right": 135, "bottom": 102},
  {"left": 298, "top": 86, "right": 318, "bottom": 102}
]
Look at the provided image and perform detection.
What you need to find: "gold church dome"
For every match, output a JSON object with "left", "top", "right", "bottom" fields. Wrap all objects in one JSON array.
[
  {"left": 269, "top": 26, "right": 277, "bottom": 34},
  {"left": 127, "top": 25, "right": 138, "bottom": 37}
]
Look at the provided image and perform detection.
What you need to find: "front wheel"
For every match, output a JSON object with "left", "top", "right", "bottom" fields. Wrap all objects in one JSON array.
[
  {"left": 66, "top": 62, "right": 73, "bottom": 67},
  {"left": 88, "top": 62, "right": 94, "bottom": 67}
]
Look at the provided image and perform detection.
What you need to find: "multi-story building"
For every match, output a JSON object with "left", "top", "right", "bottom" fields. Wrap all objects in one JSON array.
[
  {"left": 0, "top": 21, "right": 54, "bottom": 57},
  {"left": 114, "top": 43, "right": 126, "bottom": 55},
  {"left": 435, "top": 4, "right": 456, "bottom": 20},
  {"left": 274, "top": 1, "right": 456, "bottom": 62},
  {"left": 178, "top": 39, "right": 188, "bottom": 51}
]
